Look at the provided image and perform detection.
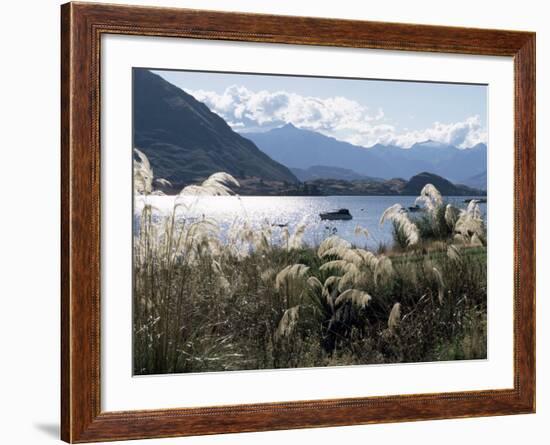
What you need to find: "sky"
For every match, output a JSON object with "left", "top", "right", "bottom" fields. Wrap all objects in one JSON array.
[{"left": 154, "top": 69, "right": 487, "bottom": 149}]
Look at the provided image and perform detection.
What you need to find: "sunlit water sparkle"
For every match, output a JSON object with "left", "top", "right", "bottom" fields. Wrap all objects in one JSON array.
[{"left": 134, "top": 195, "right": 487, "bottom": 249}]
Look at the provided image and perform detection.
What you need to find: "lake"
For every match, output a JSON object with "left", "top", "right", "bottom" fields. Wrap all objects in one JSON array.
[{"left": 135, "top": 195, "right": 487, "bottom": 249}]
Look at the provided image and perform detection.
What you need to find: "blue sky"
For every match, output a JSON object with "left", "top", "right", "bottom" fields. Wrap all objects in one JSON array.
[{"left": 153, "top": 69, "right": 487, "bottom": 148}]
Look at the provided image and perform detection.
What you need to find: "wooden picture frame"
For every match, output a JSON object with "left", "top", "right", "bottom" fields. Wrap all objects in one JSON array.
[{"left": 61, "top": 2, "right": 536, "bottom": 442}]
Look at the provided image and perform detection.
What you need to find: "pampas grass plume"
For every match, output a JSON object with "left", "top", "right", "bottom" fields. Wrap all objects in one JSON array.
[
  {"left": 388, "top": 303, "right": 402, "bottom": 333},
  {"left": 334, "top": 289, "right": 372, "bottom": 309}
]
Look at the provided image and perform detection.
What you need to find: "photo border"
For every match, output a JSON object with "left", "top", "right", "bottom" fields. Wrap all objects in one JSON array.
[{"left": 61, "top": 2, "right": 535, "bottom": 442}]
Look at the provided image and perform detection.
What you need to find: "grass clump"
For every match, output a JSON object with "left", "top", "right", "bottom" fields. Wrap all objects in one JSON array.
[{"left": 133, "top": 151, "right": 487, "bottom": 375}]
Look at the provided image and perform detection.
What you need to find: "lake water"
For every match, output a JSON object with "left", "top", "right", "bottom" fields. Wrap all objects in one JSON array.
[{"left": 135, "top": 195, "right": 487, "bottom": 249}]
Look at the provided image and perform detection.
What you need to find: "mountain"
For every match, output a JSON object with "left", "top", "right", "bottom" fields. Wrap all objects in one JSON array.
[
  {"left": 364, "top": 143, "right": 435, "bottom": 179},
  {"left": 443, "top": 143, "right": 487, "bottom": 181},
  {"left": 460, "top": 170, "right": 487, "bottom": 190},
  {"left": 405, "top": 140, "right": 459, "bottom": 162},
  {"left": 133, "top": 70, "right": 297, "bottom": 190},
  {"left": 244, "top": 125, "right": 487, "bottom": 184},
  {"left": 401, "top": 172, "right": 484, "bottom": 196},
  {"left": 368, "top": 141, "right": 487, "bottom": 182},
  {"left": 243, "top": 123, "right": 394, "bottom": 178},
  {"left": 290, "top": 165, "right": 379, "bottom": 182}
]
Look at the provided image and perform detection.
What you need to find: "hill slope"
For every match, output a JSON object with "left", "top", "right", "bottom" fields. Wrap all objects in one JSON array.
[{"left": 133, "top": 70, "right": 298, "bottom": 190}]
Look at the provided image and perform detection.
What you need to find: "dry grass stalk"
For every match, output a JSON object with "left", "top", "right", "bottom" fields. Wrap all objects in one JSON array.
[
  {"left": 317, "top": 236, "right": 351, "bottom": 258},
  {"left": 179, "top": 172, "right": 240, "bottom": 196},
  {"left": 444, "top": 204, "right": 460, "bottom": 228},
  {"left": 453, "top": 199, "right": 485, "bottom": 246},
  {"left": 388, "top": 302, "right": 402, "bottom": 333},
  {"left": 334, "top": 289, "right": 372, "bottom": 309},
  {"left": 274, "top": 306, "right": 300, "bottom": 342},
  {"left": 134, "top": 148, "right": 154, "bottom": 194},
  {"left": 374, "top": 255, "right": 394, "bottom": 285},
  {"left": 415, "top": 183, "right": 443, "bottom": 213},
  {"left": 447, "top": 244, "right": 461, "bottom": 262},
  {"left": 432, "top": 267, "right": 445, "bottom": 305},
  {"left": 379, "top": 203, "right": 419, "bottom": 246},
  {"left": 354, "top": 224, "right": 370, "bottom": 240},
  {"left": 275, "top": 264, "right": 310, "bottom": 290}
]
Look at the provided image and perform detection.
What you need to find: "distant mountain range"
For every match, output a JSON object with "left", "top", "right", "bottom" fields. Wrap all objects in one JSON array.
[
  {"left": 290, "top": 165, "right": 380, "bottom": 182},
  {"left": 243, "top": 123, "right": 487, "bottom": 187},
  {"left": 133, "top": 70, "right": 298, "bottom": 190},
  {"left": 133, "top": 70, "right": 486, "bottom": 195},
  {"left": 460, "top": 171, "right": 487, "bottom": 191}
]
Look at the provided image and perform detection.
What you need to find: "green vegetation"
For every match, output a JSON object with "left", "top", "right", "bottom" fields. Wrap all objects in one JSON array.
[{"left": 133, "top": 150, "right": 487, "bottom": 375}]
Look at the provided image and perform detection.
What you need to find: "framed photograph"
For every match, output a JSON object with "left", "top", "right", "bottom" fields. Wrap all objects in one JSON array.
[{"left": 61, "top": 2, "right": 535, "bottom": 442}]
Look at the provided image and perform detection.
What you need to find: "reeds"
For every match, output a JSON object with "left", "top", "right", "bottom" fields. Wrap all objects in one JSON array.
[
  {"left": 379, "top": 204, "right": 419, "bottom": 247},
  {"left": 133, "top": 153, "right": 487, "bottom": 374}
]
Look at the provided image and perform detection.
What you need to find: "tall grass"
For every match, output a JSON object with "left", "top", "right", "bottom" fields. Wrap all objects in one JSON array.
[{"left": 133, "top": 152, "right": 487, "bottom": 374}]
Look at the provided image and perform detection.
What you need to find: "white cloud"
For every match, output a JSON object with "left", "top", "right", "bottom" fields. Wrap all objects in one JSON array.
[
  {"left": 190, "top": 86, "right": 383, "bottom": 134},
  {"left": 386, "top": 116, "right": 487, "bottom": 148},
  {"left": 189, "top": 86, "right": 486, "bottom": 148}
]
